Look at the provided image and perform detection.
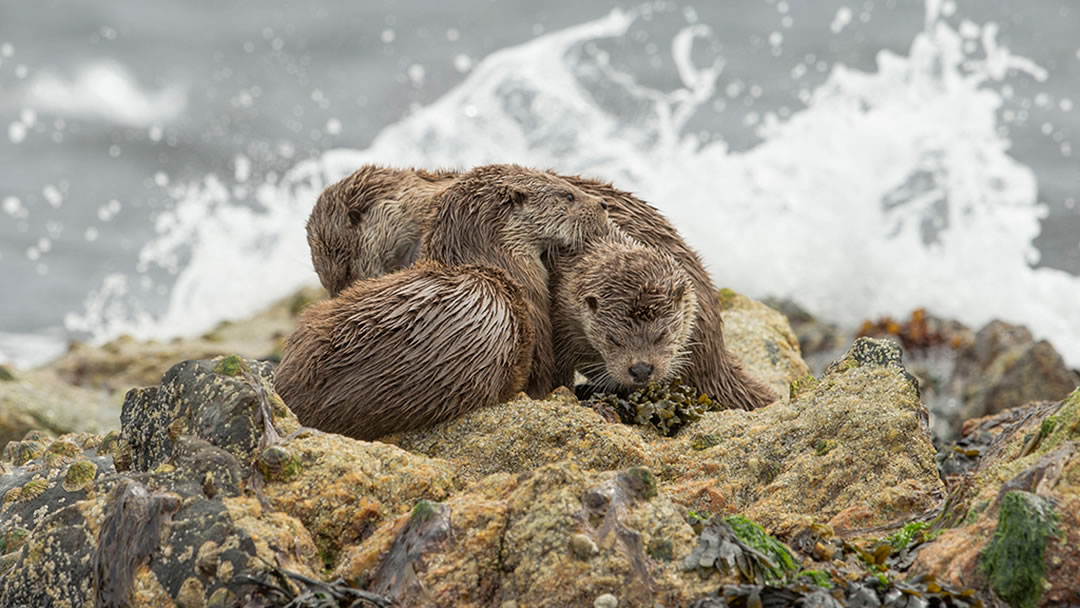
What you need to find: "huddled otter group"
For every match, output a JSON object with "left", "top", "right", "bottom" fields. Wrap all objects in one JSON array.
[{"left": 275, "top": 163, "right": 776, "bottom": 441}]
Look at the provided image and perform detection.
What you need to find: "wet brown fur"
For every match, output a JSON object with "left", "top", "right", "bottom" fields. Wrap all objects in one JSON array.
[
  {"left": 305, "top": 167, "right": 776, "bottom": 410},
  {"left": 306, "top": 165, "right": 458, "bottom": 296},
  {"left": 274, "top": 262, "right": 533, "bottom": 440},
  {"left": 418, "top": 165, "right": 612, "bottom": 397},
  {"left": 551, "top": 230, "right": 699, "bottom": 391},
  {"left": 278, "top": 164, "right": 609, "bottom": 438}
]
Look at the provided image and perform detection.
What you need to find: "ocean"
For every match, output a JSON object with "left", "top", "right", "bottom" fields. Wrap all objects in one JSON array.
[{"left": 1, "top": 0, "right": 1077, "bottom": 368}]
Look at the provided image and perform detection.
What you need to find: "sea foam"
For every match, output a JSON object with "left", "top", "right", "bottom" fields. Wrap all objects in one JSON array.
[{"left": 66, "top": 1, "right": 1080, "bottom": 367}]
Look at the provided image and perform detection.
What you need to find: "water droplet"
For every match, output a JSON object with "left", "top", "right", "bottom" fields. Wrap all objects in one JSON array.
[
  {"left": 381, "top": 29, "right": 395, "bottom": 44},
  {"left": 454, "top": 54, "right": 473, "bottom": 72},
  {"left": 407, "top": 64, "right": 425, "bottom": 86},
  {"left": 8, "top": 122, "right": 27, "bottom": 144},
  {"left": 42, "top": 185, "right": 63, "bottom": 207}
]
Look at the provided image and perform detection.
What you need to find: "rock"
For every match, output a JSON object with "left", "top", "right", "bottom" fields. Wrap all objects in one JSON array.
[
  {"left": 759, "top": 298, "right": 850, "bottom": 373},
  {"left": 661, "top": 337, "right": 944, "bottom": 536},
  {"left": 0, "top": 355, "right": 323, "bottom": 607},
  {"left": 1, "top": 291, "right": 1024, "bottom": 607},
  {"left": 716, "top": 290, "right": 812, "bottom": 400},
  {"left": 593, "top": 592, "right": 618, "bottom": 608},
  {"left": 120, "top": 355, "right": 295, "bottom": 472},
  {"left": 914, "top": 388, "right": 1080, "bottom": 607},
  {"left": 945, "top": 320, "right": 1079, "bottom": 434},
  {"left": 44, "top": 286, "right": 325, "bottom": 393},
  {"left": 0, "top": 368, "right": 119, "bottom": 451},
  {"left": 333, "top": 463, "right": 714, "bottom": 607}
]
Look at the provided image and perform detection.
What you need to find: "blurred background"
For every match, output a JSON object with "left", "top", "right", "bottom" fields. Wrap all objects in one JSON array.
[{"left": 0, "top": 0, "right": 1077, "bottom": 369}]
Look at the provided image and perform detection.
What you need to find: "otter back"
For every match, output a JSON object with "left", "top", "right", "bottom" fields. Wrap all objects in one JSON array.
[{"left": 274, "top": 261, "right": 533, "bottom": 440}]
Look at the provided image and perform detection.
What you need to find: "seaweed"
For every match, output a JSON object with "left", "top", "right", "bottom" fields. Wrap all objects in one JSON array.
[
  {"left": 683, "top": 515, "right": 798, "bottom": 585},
  {"left": 234, "top": 563, "right": 391, "bottom": 608},
  {"left": 583, "top": 378, "right": 714, "bottom": 436}
]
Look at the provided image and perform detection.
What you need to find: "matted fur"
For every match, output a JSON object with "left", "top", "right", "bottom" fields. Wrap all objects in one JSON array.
[
  {"left": 275, "top": 262, "right": 533, "bottom": 440},
  {"left": 304, "top": 166, "right": 776, "bottom": 410},
  {"left": 278, "top": 164, "right": 610, "bottom": 439},
  {"left": 418, "top": 164, "right": 612, "bottom": 397},
  {"left": 306, "top": 165, "right": 458, "bottom": 296},
  {"left": 551, "top": 231, "right": 698, "bottom": 390}
]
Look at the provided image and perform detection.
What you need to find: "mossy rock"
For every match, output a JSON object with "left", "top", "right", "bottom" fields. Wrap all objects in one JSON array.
[{"left": 979, "top": 491, "right": 1060, "bottom": 608}]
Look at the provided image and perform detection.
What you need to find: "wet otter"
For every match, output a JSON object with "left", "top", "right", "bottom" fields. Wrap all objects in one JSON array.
[
  {"left": 419, "top": 165, "right": 612, "bottom": 397},
  {"left": 307, "top": 165, "right": 458, "bottom": 296},
  {"left": 276, "top": 165, "right": 610, "bottom": 439},
  {"left": 274, "top": 263, "right": 533, "bottom": 440},
  {"left": 306, "top": 167, "right": 776, "bottom": 410},
  {"left": 551, "top": 231, "right": 698, "bottom": 391}
]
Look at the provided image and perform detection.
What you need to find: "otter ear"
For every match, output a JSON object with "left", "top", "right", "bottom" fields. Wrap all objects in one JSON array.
[
  {"left": 505, "top": 186, "right": 527, "bottom": 206},
  {"left": 671, "top": 284, "right": 687, "bottom": 304},
  {"left": 347, "top": 206, "right": 365, "bottom": 226},
  {"left": 584, "top": 295, "right": 599, "bottom": 313}
]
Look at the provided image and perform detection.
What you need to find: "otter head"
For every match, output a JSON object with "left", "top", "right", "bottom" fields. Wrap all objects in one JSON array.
[
  {"left": 423, "top": 164, "right": 611, "bottom": 266},
  {"left": 575, "top": 243, "right": 697, "bottom": 389},
  {"left": 307, "top": 166, "right": 432, "bottom": 296},
  {"left": 500, "top": 168, "right": 611, "bottom": 253}
]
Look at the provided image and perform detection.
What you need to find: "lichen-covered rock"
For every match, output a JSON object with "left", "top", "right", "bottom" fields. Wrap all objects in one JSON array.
[
  {"left": 945, "top": 320, "right": 1079, "bottom": 433},
  {"left": 660, "top": 337, "right": 944, "bottom": 536},
  {"left": 716, "top": 290, "right": 812, "bottom": 400},
  {"left": 0, "top": 357, "right": 326, "bottom": 607},
  {"left": 121, "top": 355, "right": 299, "bottom": 472},
  {"left": 260, "top": 431, "right": 461, "bottom": 570},
  {"left": 334, "top": 463, "right": 714, "bottom": 608},
  {"left": 914, "top": 389, "right": 1080, "bottom": 607},
  {"left": 386, "top": 390, "right": 661, "bottom": 482}
]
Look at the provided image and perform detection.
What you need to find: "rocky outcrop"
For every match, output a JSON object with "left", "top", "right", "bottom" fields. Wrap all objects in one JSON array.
[
  {"left": 2, "top": 290, "right": 1075, "bottom": 607},
  {"left": 915, "top": 389, "right": 1080, "bottom": 607},
  {"left": 945, "top": 320, "right": 1079, "bottom": 430}
]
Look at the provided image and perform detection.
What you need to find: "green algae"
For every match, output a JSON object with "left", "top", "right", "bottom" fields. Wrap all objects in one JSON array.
[
  {"left": 411, "top": 500, "right": 437, "bottom": 524},
  {"left": 723, "top": 515, "right": 799, "bottom": 583},
  {"left": 799, "top": 569, "right": 833, "bottom": 588},
  {"left": 885, "top": 521, "right": 931, "bottom": 551},
  {"left": 980, "top": 491, "right": 1060, "bottom": 608},
  {"left": 814, "top": 439, "right": 837, "bottom": 456},
  {"left": 717, "top": 287, "right": 738, "bottom": 310},
  {"left": 788, "top": 374, "right": 819, "bottom": 400},
  {"left": 625, "top": 465, "right": 657, "bottom": 500},
  {"left": 214, "top": 354, "right": 245, "bottom": 377}
]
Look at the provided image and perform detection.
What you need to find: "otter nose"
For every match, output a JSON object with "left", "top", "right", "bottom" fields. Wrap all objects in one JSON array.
[{"left": 629, "top": 362, "right": 654, "bottom": 383}]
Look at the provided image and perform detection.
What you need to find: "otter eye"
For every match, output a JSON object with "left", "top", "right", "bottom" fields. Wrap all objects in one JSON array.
[
  {"left": 584, "top": 296, "right": 599, "bottom": 312},
  {"left": 607, "top": 333, "right": 624, "bottom": 348},
  {"left": 564, "top": 192, "right": 575, "bottom": 203}
]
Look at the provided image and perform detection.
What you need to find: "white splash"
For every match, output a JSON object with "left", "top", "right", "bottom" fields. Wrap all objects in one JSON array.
[
  {"left": 22, "top": 60, "right": 187, "bottom": 127},
  {"left": 67, "top": 2, "right": 1080, "bottom": 368}
]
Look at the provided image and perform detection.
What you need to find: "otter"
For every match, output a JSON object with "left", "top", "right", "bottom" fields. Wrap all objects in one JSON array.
[
  {"left": 276, "top": 164, "right": 610, "bottom": 439},
  {"left": 551, "top": 231, "right": 698, "bottom": 391},
  {"left": 306, "top": 167, "right": 776, "bottom": 410},
  {"left": 274, "top": 262, "right": 533, "bottom": 440},
  {"left": 307, "top": 165, "right": 458, "bottom": 296}
]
